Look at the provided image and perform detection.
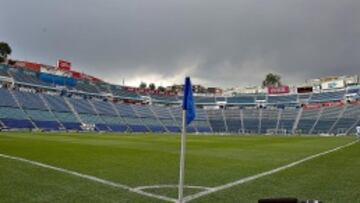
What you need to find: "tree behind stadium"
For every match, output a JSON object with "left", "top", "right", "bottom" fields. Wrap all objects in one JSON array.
[
  {"left": 262, "top": 73, "right": 282, "bottom": 87},
  {"left": 0, "top": 42, "right": 12, "bottom": 63}
]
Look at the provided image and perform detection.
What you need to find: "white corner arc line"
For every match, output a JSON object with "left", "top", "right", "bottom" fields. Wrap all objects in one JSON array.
[
  {"left": 0, "top": 153, "right": 177, "bottom": 203},
  {"left": 134, "top": 184, "right": 211, "bottom": 191},
  {"left": 184, "top": 140, "right": 359, "bottom": 202}
]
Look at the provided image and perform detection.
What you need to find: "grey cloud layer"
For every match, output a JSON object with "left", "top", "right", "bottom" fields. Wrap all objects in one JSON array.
[{"left": 1, "top": 0, "right": 359, "bottom": 87}]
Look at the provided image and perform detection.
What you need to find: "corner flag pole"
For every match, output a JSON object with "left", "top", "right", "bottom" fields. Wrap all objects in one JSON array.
[
  {"left": 178, "top": 109, "right": 187, "bottom": 203},
  {"left": 178, "top": 77, "right": 195, "bottom": 203}
]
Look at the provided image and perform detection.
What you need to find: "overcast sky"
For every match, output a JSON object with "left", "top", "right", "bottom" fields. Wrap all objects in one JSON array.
[{"left": 1, "top": 0, "right": 359, "bottom": 88}]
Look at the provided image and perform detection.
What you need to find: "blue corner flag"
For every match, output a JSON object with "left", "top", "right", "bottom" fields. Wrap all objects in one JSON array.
[{"left": 182, "top": 77, "right": 196, "bottom": 125}]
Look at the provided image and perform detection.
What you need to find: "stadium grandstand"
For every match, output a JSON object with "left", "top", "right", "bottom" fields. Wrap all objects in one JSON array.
[{"left": 0, "top": 60, "right": 359, "bottom": 135}]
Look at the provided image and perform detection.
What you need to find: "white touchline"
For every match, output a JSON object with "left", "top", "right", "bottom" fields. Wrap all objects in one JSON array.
[
  {"left": 0, "top": 153, "right": 177, "bottom": 203},
  {"left": 183, "top": 140, "right": 359, "bottom": 202}
]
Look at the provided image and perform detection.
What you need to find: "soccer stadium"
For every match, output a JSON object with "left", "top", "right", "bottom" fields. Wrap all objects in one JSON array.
[
  {"left": 0, "top": 62, "right": 359, "bottom": 135},
  {"left": 1, "top": 1, "right": 360, "bottom": 203}
]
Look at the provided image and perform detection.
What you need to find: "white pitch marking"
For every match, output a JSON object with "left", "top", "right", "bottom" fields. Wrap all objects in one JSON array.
[
  {"left": 184, "top": 140, "right": 359, "bottom": 202},
  {"left": 134, "top": 184, "right": 211, "bottom": 191},
  {"left": 0, "top": 153, "right": 177, "bottom": 203}
]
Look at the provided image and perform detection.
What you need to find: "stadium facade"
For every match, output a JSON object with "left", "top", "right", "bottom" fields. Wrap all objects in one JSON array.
[{"left": 0, "top": 59, "right": 359, "bottom": 135}]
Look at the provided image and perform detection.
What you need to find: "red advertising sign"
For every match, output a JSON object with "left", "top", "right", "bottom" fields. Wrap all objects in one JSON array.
[
  {"left": 57, "top": 60, "right": 71, "bottom": 71},
  {"left": 303, "top": 103, "right": 322, "bottom": 109},
  {"left": 71, "top": 71, "right": 81, "bottom": 78},
  {"left": 268, "top": 86, "right": 290, "bottom": 94},
  {"left": 322, "top": 101, "right": 344, "bottom": 107},
  {"left": 15, "top": 60, "right": 41, "bottom": 72}
]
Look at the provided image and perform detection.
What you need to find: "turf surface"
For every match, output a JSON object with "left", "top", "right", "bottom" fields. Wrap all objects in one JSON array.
[{"left": 0, "top": 132, "right": 358, "bottom": 202}]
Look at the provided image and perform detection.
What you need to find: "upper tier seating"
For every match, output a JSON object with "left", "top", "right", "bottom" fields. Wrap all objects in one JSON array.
[
  {"left": 8, "top": 67, "right": 49, "bottom": 86},
  {"left": 227, "top": 96, "right": 255, "bottom": 104},
  {"left": 74, "top": 80, "right": 99, "bottom": 93},
  {"left": 216, "top": 97, "right": 226, "bottom": 102},
  {"left": 67, "top": 97, "right": 97, "bottom": 114},
  {"left": 256, "top": 94, "right": 266, "bottom": 101},
  {"left": 195, "top": 96, "right": 216, "bottom": 104},
  {"left": 110, "top": 85, "right": 140, "bottom": 99},
  {"left": 0, "top": 64, "right": 10, "bottom": 77},
  {"left": 90, "top": 100, "right": 118, "bottom": 116},
  {"left": 0, "top": 89, "right": 18, "bottom": 107},
  {"left": 43, "top": 94, "right": 71, "bottom": 112},
  {"left": 310, "top": 91, "right": 345, "bottom": 102},
  {"left": 151, "top": 95, "right": 179, "bottom": 102},
  {"left": 13, "top": 90, "right": 47, "bottom": 110},
  {"left": 298, "top": 93, "right": 312, "bottom": 101},
  {"left": 94, "top": 82, "right": 111, "bottom": 93},
  {"left": 268, "top": 95, "right": 298, "bottom": 104}
]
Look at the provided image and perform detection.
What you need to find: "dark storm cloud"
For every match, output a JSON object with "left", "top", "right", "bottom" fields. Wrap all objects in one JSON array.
[{"left": 1, "top": 0, "right": 359, "bottom": 87}]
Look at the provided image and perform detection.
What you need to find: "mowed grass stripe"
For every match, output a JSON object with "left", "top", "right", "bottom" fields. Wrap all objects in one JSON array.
[
  {"left": 0, "top": 153, "right": 177, "bottom": 202},
  {"left": 184, "top": 140, "right": 358, "bottom": 202},
  {"left": 0, "top": 132, "right": 357, "bottom": 202},
  {"left": 0, "top": 158, "right": 168, "bottom": 203},
  {"left": 0, "top": 133, "right": 354, "bottom": 187},
  {"left": 191, "top": 140, "right": 360, "bottom": 203}
]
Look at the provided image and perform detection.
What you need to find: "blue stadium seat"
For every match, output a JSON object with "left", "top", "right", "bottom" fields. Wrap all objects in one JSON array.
[
  {"left": 107, "top": 124, "right": 128, "bottom": 132},
  {"left": 1, "top": 118, "right": 34, "bottom": 129},
  {"left": 96, "top": 124, "right": 110, "bottom": 131},
  {"left": 148, "top": 125, "right": 166, "bottom": 132},
  {"left": 128, "top": 125, "right": 149, "bottom": 132},
  {"left": 62, "top": 122, "right": 82, "bottom": 130},
  {"left": 34, "top": 120, "right": 61, "bottom": 130},
  {"left": 166, "top": 126, "right": 181, "bottom": 132},
  {"left": 0, "top": 89, "right": 18, "bottom": 107}
]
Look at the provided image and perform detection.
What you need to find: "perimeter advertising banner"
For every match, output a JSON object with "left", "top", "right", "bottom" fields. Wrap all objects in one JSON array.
[
  {"left": 303, "top": 103, "right": 322, "bottom": 109},
  {"left": 14, "top": 60, "right": 41, "bottom": 72},
  {"left": 322, "top": 101, "right": 344, "bottom": 107},
  {"left": 268, "top": 86, "right": 290, "bottom": 94},
  {"left": 57, "top": 59, "right": 71, "bottom": 71}
]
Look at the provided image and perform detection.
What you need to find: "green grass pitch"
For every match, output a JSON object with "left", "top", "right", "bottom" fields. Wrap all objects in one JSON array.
[{"left": 0, "top": 132, "right": 359, "bottom": 202}]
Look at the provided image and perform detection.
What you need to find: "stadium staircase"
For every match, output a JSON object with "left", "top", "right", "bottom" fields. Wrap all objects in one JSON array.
[
  {"left": 9, "top": 90, "right": 38, "bottom": 130},
  {"left": 88, "top": 99, "right": 112, "bottom": 131},
  {"left": 309, "top": 107, "right": 324, "bottom": 134},
  {"left": 63, "top": 97, "right": 83, "bottom": 125},
  {"left": 38, "top": 93, "right": 66, "bottom": 130},
  {"left": 292, "top": 107, "right": 303, "bottom": 134},
  {"left": 107, "top": 101, "right": 130, "bottom": 132},
  {"left": 328, "top": 105, "right": 347, "bottom": 134},
  {"left": 275, "top": 108, "right": 282, "bottom": 132},
  {"left": 345, "top": 107, "right": 360, "bottom": 134}
]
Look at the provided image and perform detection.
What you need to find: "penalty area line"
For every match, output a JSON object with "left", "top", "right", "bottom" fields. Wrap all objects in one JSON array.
[
  {"left": 184, "top": 140, "right": 359, "bottom": 202},
  {"left": 0, "top": 153, "right": 177, "bottom": 203}
]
